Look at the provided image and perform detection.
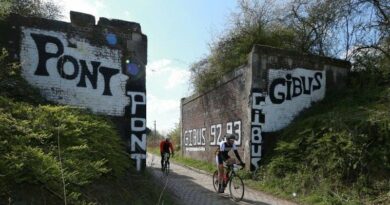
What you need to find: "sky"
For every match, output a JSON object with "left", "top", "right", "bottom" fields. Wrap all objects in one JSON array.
[{"left": 55, "top": 0, "right": 238, "bottom": 133}]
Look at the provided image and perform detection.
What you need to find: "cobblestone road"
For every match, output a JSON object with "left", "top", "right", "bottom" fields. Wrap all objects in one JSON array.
[{"left": 147, "top": 154, "right": 298, "bottom": 205}]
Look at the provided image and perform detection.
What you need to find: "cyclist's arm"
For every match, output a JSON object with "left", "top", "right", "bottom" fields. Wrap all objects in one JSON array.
[
  {"left": 169, "top": 143, "right": 174, "bottom": 155},
  {"left": 159, "top": 141, "right": 164, "bottom": 153},
  {"left": 232, "top": 144, "right": 243, "bottom": 164},
  {"left": 233, "top": 150, "right": 243, "bottom": 163}
]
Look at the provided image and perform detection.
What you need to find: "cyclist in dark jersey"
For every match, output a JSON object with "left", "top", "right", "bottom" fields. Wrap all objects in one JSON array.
[
  {"left": 215, "top": 133, "right": 244, "bottom": 193},
  {"left": 160, "top": 138, "right": 174, "bottom": 171}
]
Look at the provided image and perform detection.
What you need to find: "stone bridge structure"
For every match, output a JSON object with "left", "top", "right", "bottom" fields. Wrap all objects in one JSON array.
[
  {"left": 1, "top": 11, "right": 148, "bottom": 171},
  {"left": 181, "top": 45, "right": 351, "bottom": 171}
]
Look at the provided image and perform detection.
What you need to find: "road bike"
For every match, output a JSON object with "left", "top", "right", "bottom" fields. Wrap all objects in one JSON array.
[
  {"left": 162, "top": 152, "right": 171, "bottom": 175},
  {"left": 212, "top": 163, "right": 245, "bottom": 201}
]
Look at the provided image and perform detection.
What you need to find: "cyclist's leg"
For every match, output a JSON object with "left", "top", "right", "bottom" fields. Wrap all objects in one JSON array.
[
  {"left": 216, "top": 154, "right": 224, "bottom": 193},
  {"left": 160, "top": 152, "right": 164, "bottom": 170}
]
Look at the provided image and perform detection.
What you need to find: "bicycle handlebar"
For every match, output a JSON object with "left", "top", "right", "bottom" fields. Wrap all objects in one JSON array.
[{"left": 225, "top": 163, "right": 245, "bottom": 170}]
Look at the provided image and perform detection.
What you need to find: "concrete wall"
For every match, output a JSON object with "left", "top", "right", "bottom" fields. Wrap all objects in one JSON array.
[
  {"left": 248, "top": 45, "right": 350, "bottom": 170},
  {"left": 3, "top": 12, "right": 148, "bottom": 171},
  {"left": 181, "top": 66, "right": 250, "bottom": 163},
  {"left": 181, "top": 45, "right": 351, "bottom": 171}
]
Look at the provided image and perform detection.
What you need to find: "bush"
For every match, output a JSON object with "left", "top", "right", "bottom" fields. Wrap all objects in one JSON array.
[
  {"left": 0, "top": 97, "right": 130, "bottom": 203},
  {"left": 260, "top": 86, "right": 390, "bottom": 204}
]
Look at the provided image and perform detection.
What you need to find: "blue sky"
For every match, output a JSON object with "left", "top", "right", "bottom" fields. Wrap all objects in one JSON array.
[{"left": 57, "top": 0, "right": 238, "bottom": 133}]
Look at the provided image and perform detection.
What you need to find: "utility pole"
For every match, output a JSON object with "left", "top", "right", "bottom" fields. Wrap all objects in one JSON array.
[{"left": 154, "top": 120, "right": 156, "bottom": 146}]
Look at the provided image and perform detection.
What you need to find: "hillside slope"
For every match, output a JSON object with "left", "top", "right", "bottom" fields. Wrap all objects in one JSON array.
[{"left": 255, "top": 84, "right": 390, "bottom": 205}]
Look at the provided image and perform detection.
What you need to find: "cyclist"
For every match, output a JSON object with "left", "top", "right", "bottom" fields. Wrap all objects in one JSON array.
[
  {"left": 160, "top": 137, "right": 174, "bottom": 171},
  {"left": 215, "top": 133, "right": 245, "bottom": 193}
]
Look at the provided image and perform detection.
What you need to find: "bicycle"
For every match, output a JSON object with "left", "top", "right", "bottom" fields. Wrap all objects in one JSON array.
[
  {"left": 161, "top": 152, "right": 171, "bottom": 175},
  {"left": 212, "top": 163, "right": 245, "bottom": 201}
]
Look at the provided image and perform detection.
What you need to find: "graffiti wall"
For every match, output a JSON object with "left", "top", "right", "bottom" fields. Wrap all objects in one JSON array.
[
  {"left": 181, "top": 68, "right": 249, "bottom": 162},
  {"left": 181, "top": 45, "right": 350, "bottom": 171},
  {"left": 263, "top": 68, "right": 326, "bottom": 131},
  {"left": 20, "top": 28, "right": 129, "bottom": 116},
  {"left": 6, "top": 12, "right": 147, "bottom": 171},
  {"left": 249, "top": 68, "right": 326, "bottom": 170}
]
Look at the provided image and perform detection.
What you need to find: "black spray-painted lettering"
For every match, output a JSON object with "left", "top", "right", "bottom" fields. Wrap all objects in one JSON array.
[
  {"left": 31, "top": 33, "right": 119, "bottom": 96},
  {"left": 250, "top": 91, "right": 265, "bottom": 171},
  {"left": 269, "top": 72, "right": 323, "bottom": 104}
]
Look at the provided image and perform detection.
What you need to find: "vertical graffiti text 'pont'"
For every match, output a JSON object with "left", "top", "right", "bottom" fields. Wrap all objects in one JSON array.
[{"left": 127, "top": 91, "right": 146, "bottom": 171}]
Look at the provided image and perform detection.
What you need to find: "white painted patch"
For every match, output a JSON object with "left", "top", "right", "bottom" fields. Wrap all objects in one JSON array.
[
  {"left": 20, "top": 27, "right": 129, "bottom": 116},
  {"left": 185, "top": 147, "right": 206, "bottom": 152},
  {"left": 262, "top": 68, "right": 326, "bottom": 132}
]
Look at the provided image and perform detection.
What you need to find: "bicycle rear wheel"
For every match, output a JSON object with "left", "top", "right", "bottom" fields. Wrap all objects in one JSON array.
[
  {"left": 212, "top": 170, "right": 219, "bottom": 192},
  {"left": 164, "top": 161, "right": 169, "bottom": 175},
  {"left": 229, "top": 175, "right": 244, "bottom": 201}
]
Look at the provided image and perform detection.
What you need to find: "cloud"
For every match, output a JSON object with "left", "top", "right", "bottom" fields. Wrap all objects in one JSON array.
[
  {"left": 147, "top": 94, "right": 179, "bottom": 115},
  {"left": 147, "top": 59, "right": 190, "bottom": 90},
  {"left": 146, "top": 59, "right": 192, "bottom": 132},
  {"left": 147, "top": 94, "right": 180, "bottom": 132},
  {"left": 56, "top": 0, "right": 107, "bottom": 22}
]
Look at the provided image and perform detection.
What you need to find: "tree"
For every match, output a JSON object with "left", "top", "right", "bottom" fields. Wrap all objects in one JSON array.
[
  {"left": 190, "top": 0, "right": 297, "bottom": 93},
  {"left": 167, "top": 123, "right": 181, "bottom": 151},
  {"left": 0, "top": 0, "right": 63, "bottom": 20},
  {"left": 287, "top": 0, "right": 389, "bottom": 81}
]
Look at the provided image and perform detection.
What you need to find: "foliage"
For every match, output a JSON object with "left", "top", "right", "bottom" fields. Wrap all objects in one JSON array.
[
  {"left": 167, "top": 123, "right": 181, "bottom": 151},
  {"left": 190, "top": 0, "right": 390, "bottom": 93},
  {"left": 0, "top": 48, "right": 44, "bottom": 104},
  {"left": 254, "top": 85, "right": 390, "bottom": 204},
  {"left": 190, "top": 0, "right": 297, "bottom": 93},
  {"left": 0, "top": 0, "right": 63, "bottom": 20},
  {"left": 0, "top": 97, "right": 130, "bottom": 203}
]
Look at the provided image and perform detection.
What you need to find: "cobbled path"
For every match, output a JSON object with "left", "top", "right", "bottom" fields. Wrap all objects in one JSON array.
[{"left": 147, "top": 154, "right": 298, "bottom": 205}]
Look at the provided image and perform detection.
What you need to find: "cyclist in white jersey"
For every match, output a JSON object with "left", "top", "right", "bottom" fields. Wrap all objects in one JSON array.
[{"left": 215, "top": 133, "right": 245, "bottom": 193}]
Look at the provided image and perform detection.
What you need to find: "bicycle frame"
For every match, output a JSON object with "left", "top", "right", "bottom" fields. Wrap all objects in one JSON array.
[{"left": 213, "top": 163, "right": 245, "bottom": 201}]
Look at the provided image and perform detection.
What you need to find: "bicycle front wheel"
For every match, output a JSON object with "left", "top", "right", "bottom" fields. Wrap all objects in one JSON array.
[
  {"left": 229, "top": 175, "right": 244, "bottom": 201},
  {"left": 212, "top": 170, "right": 219, "bottom": 192}
]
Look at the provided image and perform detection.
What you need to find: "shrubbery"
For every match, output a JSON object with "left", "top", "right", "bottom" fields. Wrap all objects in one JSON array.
[
  {"left": 256, "top": 86, "right": 390, "bottom": 204},
  {"left": 0, "top": 96, "right": 130, "bottom": 203}
]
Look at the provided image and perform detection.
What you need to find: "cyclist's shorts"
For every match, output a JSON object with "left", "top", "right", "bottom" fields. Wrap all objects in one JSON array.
[
  {"left": 161, "top": 152, "right": 170, "bottom": 158},
  {"left": 216, "top": 154, "right": 227, "bottom": 165}
]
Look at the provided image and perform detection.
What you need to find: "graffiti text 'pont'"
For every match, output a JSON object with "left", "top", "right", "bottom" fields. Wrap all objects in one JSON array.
[{"left": 31, "top": 33, "right": 119, "bottom": 96}]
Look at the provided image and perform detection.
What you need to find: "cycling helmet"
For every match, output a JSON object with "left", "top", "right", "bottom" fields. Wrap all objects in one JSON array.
[{"left": 226, "top": 133, "right": 237, "bottom": 141}]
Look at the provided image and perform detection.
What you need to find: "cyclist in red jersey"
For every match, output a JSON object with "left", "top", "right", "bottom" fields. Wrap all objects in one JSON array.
[{"left": 160, "top": 138, "right": 174, "bottom": 171}]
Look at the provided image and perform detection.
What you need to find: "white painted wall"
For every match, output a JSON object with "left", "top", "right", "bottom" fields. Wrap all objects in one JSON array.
[
  {"left": 262, "top": 68, "right": 326, "bottom": 132},
  {"left": 20, "top": 27, "right": 129, "bottom": 116}
]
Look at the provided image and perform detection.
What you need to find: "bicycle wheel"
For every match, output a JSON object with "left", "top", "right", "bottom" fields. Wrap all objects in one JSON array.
[
  {"left": 164, "top": 161, "right": 169, "bottom": 175},
  {"left": 212, "top": 170, "right": 219, "bottom": 192},
  {"left": 229, "top": 175, "right": 244, "bottom": 201},
  {"left": 165, "top": 161, "right": 170, "bottom": 175}
]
